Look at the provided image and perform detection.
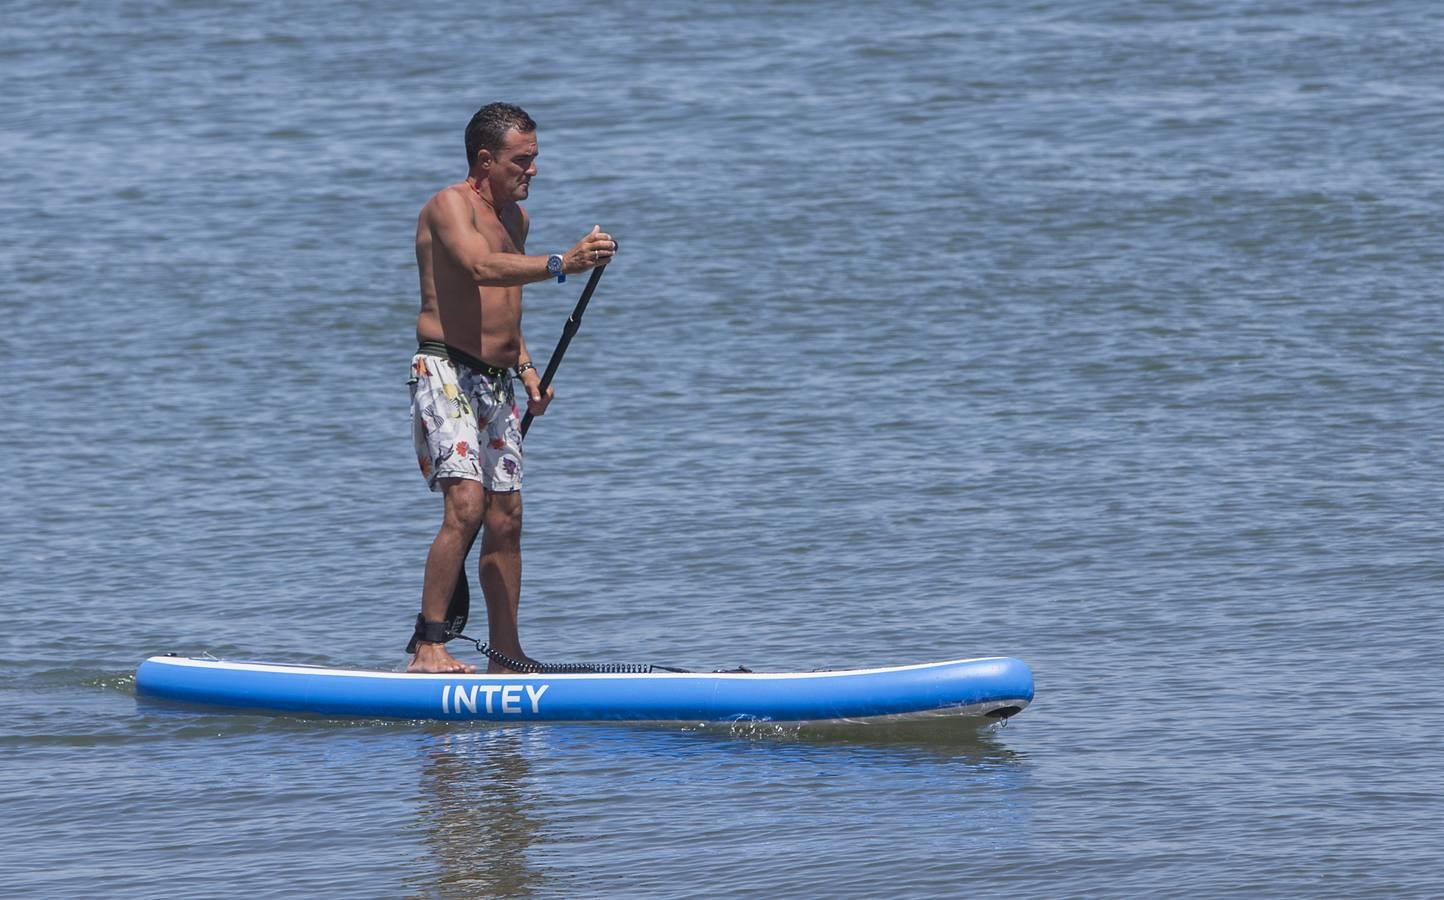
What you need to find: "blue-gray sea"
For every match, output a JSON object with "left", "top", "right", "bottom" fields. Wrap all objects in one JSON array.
[{"left": 2, "top": 0, "right": 1441, "bottom": 896}]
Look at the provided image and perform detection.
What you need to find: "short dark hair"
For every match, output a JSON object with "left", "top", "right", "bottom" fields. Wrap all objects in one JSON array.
[{"left": 464, "top": 102, "right": 536, "bottom": 166}]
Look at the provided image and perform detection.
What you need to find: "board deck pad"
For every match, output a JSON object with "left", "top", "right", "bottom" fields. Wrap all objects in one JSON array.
[{"left": 135, "top": 655, "right": 1034, "bottom": 723}]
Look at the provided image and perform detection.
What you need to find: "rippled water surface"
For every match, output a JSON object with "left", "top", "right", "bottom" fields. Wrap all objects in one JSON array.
[{"left": 3, "top": 0, "right": 1442, "bottom": 896}]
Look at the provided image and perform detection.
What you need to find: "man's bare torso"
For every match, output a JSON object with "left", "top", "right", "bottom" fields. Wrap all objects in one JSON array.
[{"left": 415, "top": 183, "right": 530, "bottom": 367}]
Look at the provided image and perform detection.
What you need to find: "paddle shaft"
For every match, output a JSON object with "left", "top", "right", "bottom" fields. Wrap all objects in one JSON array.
[{"left": 521, "top": 263, "right": 607, "bottom": 436}]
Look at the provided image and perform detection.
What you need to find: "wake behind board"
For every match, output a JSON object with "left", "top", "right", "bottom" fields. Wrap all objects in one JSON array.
[{"left": 135, "top": 655, "right": 1034, "bottom": 724}]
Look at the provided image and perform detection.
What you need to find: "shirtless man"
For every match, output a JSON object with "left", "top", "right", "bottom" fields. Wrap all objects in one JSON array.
[{"left": 407, "top": 102, "right": 616, "bottom": 674}]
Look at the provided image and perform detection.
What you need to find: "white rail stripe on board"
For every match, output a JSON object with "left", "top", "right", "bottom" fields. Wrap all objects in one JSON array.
[{"left": 142, "top": 655, "right": 1011, "bottom": 681}]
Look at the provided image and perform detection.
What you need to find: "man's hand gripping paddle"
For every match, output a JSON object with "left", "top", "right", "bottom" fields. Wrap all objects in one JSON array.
[{"left": 441, "top": 263, "right": 609, "bottom": 638}]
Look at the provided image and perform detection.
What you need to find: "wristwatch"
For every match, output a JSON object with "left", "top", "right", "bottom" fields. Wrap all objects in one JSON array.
[{"left": 546, "top": 253, "right": 566, "bottom": 283}]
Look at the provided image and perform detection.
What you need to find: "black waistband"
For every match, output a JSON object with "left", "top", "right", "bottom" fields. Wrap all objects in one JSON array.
[{"left": 416, "top": 341, "right": 510, "bottom": 378}]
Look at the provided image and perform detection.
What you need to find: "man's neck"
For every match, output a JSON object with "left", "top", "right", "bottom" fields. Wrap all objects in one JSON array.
[{"left": 465, "top": 173, "right": 498, "bottom": 209}]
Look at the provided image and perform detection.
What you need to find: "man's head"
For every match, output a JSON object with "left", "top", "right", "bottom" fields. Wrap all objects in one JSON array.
[
  {"left": 465, "top": 102, "right": 536, "bottom": 169},
  {"left": 465, "top": 102, "right": 539, "bottom": 202}
]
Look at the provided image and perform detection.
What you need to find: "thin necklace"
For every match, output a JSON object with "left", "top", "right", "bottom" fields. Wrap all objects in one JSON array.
[{"left": 466, "top": 177, "right": 492, "bottom": 207}]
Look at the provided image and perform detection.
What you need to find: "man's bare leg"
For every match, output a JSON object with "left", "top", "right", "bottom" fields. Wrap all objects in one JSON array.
[
  {"left": 409, "top": 478, "right": 482, "bottom": 674},
  {"left": 479, "top": 489, "right": 534, "bottom": 674}
]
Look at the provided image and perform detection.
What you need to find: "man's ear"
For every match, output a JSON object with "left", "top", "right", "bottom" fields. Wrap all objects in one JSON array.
[{"left": 475, "top": 148, "right": 493, "bottom": 169}]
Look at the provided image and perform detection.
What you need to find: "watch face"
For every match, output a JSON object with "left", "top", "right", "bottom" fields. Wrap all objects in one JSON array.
[{"left": 548, "top": 254, "right": 562, "bottom": 275}]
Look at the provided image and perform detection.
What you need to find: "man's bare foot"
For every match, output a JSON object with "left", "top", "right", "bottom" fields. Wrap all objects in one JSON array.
[{"left": 408, "top": 642, "right": 476, "bottom": 674}]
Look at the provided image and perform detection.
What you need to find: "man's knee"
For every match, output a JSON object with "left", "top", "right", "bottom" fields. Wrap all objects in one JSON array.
[
  {"left": 440, "top": 480, "right": 486, "bottom": 535},
  {"left": 484, "top": 491, "right": 523, "bottom": 543}
]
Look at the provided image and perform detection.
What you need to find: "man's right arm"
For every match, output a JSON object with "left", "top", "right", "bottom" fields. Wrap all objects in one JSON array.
[
  {"left": 430, "top": 190, "right": 555, "bottom": 287},
  {"left": 431, "top": 192, "right": 618, "bottom": 287}
]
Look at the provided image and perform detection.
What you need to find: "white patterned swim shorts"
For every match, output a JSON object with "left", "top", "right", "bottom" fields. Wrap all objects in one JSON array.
[{"left": 409, "top": 344, "right": 523, "bottom": 493}]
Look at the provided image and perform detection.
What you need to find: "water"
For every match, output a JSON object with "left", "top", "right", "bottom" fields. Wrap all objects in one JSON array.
[{"left": 3, "top": 0, "right": 1441, "bottom": 895}]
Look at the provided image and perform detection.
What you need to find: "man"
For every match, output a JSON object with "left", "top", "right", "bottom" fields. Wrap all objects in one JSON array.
[{"left": 407, "top": 102, "right": 616, "bottom": 674}]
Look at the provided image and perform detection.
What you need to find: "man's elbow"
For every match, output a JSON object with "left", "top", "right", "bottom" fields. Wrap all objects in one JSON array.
[{"left": 470, "top": 261, "right": 505, "bottom": 286}]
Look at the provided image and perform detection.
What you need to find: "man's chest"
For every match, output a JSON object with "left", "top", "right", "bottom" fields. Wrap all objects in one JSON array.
[{"left": 474, "top": 210, "right": 526, "bottom": 253}]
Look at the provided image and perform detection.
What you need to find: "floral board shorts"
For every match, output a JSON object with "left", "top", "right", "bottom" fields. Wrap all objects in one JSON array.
[{"left": 409, "top": 343, "right": 523, "bottom": 493}]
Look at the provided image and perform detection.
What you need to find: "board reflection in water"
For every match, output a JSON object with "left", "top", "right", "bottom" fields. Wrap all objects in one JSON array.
[{"left": 410, "top": 728, "right": 547, "bottom": 896}]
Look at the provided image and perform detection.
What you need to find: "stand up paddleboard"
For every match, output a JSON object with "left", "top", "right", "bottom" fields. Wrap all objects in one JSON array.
[{"left": 135, "top": 655, "right": 1033, "bottom": 724}]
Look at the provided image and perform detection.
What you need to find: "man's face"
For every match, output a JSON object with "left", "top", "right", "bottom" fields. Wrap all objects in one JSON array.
[{"left": 486, "top": 129, "right": 539, "bottom": 202}]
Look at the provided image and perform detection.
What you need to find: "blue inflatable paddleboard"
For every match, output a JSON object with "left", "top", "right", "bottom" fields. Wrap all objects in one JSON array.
[{"left": 135, "top": 655, "right": 1034, "bottom": 723}]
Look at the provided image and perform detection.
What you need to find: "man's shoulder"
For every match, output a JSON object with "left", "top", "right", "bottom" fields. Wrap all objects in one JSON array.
[
  {"left": 418, "top": 184, "right": 473, "bottom": 228},
  {"left": 422, "top": 182, "right": 468, "bottom": 210}
]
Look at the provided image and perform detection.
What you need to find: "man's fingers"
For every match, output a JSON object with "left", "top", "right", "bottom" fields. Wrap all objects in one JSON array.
[
  {"left": 527, "top": 386, "right": 554, "bottom": 417},
  {"left": 571, "top": 228, "right": 617, "bottom": 270}
]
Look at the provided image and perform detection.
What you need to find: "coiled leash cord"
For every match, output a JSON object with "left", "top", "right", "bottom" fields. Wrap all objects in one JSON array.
[
  {"left": 453, "top": 632, "right": 689, "bottom": 674},
  {"left": 408, "top": 615, "right": 688, "bottom": 674}
]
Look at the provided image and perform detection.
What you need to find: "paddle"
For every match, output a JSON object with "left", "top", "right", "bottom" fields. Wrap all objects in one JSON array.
[
  {"left": 521, "top": 262, "right": 608, "bottom": 436},
  {"left": 443, "top": 263, "right": 610, "bottom": 637}
]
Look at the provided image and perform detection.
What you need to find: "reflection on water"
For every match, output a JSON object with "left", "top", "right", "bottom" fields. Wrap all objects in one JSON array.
[
  {"left": 711, "top": 715, "right": 1032, "bottom": 763},
  {"left": 409, "top": 727, "right": 547, "bottom": 898},
  {"left": 403, "top": 717, "right": 1031, "bottom": 895}
]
